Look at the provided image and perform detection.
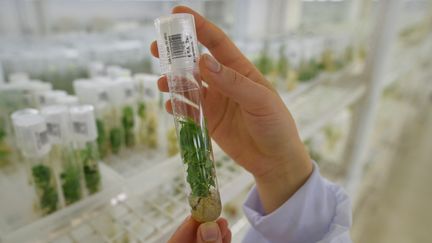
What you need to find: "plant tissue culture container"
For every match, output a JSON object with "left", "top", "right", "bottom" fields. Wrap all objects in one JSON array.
[
  {"left": 155, "top": 13, "right": 221, "bottom": 222},
  {"left": 133, "top": 74, "right": 160, "bottom": 149},
  {"left": 74, "top": 79, "right": 111, "bottom": 158},
  {"left": 11, "top": 109, "right": 59, "bottom": 215},
  {"left": 69, "top": 105, "right": 102, "bottom": 195},
  {"left": 41, "top": 105, "right": 84, "bottom": 206}
]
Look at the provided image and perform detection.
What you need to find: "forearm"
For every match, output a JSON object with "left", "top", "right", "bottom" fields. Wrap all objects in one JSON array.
[{"left": 254, "top": 142, "right": 313, "bottom": 214}]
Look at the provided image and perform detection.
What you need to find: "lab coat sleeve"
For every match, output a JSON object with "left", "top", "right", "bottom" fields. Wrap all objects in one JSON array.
[{"left": 242, "top": 162, "right": 352, "bottom": 243}]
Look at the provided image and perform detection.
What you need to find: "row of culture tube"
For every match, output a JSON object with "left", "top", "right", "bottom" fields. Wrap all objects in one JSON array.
[
  {"left": 73, "top": 69, "right": 179, "bottom": 161},
  {"left": 0, "top": 73, "right": 80, "bottom": 170},
  {"left": 10, "top": 105, "right": 102, "bottom": 216}
]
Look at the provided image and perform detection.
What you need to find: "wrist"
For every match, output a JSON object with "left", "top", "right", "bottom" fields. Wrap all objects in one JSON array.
[{"left": 253, "top": 148, "right": 313, "bottom": 214}]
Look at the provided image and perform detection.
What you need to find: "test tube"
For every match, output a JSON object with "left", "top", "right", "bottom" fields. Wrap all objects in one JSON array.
[
  {"left": 74, "top": 79, "right": 112, "bottom": 158},
  {"left": 11, "top": 109, "right": 59, "bottom": 215},
  {"left": 133, "top": 74, "right": 160, "bottom": 149},
  {"left": 114, "top": 77, "right": 137, "bottom": 149},
  {"left": 155, "top": 13, "right": 221, "bottom": 222},
  {"left": 69, "top": 105, "right": 102, "bottom": 195},
  {"left": 41, "top": 105, "right": 84, "bottom": 206}
]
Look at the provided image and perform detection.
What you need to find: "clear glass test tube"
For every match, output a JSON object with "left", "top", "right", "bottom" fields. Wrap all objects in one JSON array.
[
  {"left": 11, "top": 109, "right": 60, "bottom": 215},
  {"left": 69, "top": 105, "right": 102, "bottom": 195},
  {"left": 41, "top": 105, "right": 84, "bottom": 206},
  {"left": 155, "top": 13, "right": 221, "bottom": 222},
  {"left": 133, "top": 74, "right": 160, "bottom": 149}
]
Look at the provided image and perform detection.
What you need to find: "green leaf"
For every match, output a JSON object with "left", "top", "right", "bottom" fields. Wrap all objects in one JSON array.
[
  {"left": 32, "top": 164, "right": 58, "bottom": 214},
  {"left": 80, "top": 144, "right": 101, "bottom": 194},
  {"left": 60, "top": 164, "right": 82, "bottom": 204},
  {"left": 178, "top": 118, "right": 215, "bottom": 197},
  {"left": 109, "top": 127, "right": 123, "bottom": 154},
  {"left": 138, "top": 102, "right": 146, "bottom": 119},
  {"left": 96, "top": 119, "right": 108, "bottom": 158}
]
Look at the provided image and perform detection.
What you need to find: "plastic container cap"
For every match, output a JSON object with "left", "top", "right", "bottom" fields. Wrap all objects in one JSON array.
[
  {"left": 134, "top": 73, "right": 159, "bottom": 102},
  {"left": 154, "top": 13, "right": 199, "bottom": 74},
  {"left": 107, "top": 66, "right": 131, "bottom": 79},
  {"left": 57, "top": 95, "right": 79, "bottom": 106},
  {"left": 44, "top": 90, "right": 68, "bottom": 105},
  {"left": 74, "top": 79, "right": 109, "bottom": 106},
  {"left": 11, "top": 109, "right": 51, "bottom": 158},
  {"left": 8, "top": 72, "right": 29, "bottom": 83},
  {"left": 114, "top": 77, "right": 136, "bottom": 104},
  {"left": 41, "top": 105, "right": 70, "bottom": 144},
  {"left": 69, "top": 105, "right": 98, "bottom": 142},
  {"left": 88, "top": 62, "right": 105, "bottom": 78}
]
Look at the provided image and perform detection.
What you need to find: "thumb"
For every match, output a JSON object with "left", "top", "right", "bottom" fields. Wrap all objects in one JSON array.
[
  {"left": 197, "top": 222, "right": 222, "bottom": 243},
  {"left": 199, "top": 54, "right": 273, "bottom": 112}
]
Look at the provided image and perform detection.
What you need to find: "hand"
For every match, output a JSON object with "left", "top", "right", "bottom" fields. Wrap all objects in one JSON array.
[
  {"left": 168, "top": 217, "right": 231, "bottom": 243},
  {"left": 151, "top": 6, "right": 313, "bottom": 213}
]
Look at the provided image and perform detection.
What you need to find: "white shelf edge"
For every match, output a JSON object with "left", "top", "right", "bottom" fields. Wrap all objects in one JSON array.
[
  {"left": 299, "top": 83, "right": 366, "bottom": 141},
  {"left": 1, "top": 163, "right": 124, "bottom": 243}
]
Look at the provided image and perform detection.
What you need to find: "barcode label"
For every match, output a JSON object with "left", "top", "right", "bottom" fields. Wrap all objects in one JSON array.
[
  {"left": 156, "top": 17, "right": 199, "bottom": 74},
  {"left": 39, "top": 95, "right": 46, "bottom": 105},
  {"left": 167, "top": 33, "right": 196, "bottom": 61},
  {"left": 73, "top": 122, "right": 88, "bottom": 136},
  {"left": 36, "top": 130, "right": 49, "bottom": 150},
  {"left": 98, "top": 92, "right": 109, "bottom": 102},
  {"left": 47, "top": 123, "right": 61, "bottom": 139},
  {"left": 69, "top": 107, "right": 98, "bottom": 142},
  {"left": 145, "top": 88, "right": 155, "bottom": 99},
  {"left": 125, "top": 88, "right": 133, "bottom": 98}
]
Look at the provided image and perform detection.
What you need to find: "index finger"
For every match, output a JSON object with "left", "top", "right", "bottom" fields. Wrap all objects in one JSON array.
[{"left": 172, "top": 6, "right": 269, "bottom": 88}]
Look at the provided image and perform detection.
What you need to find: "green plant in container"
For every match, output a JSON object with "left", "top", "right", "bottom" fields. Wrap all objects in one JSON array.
[
  {"left": 154, "top": 14, "right": 221, "bottom": 222},
  {"left": 320, "top": 49, "right": 336, "bottom": 72},
  {"left": 298, "top": 59, "right": 319, "bottom": 82},
  {"left": 109, "top": 127, "right": 123, "bottom": 154},
  {"left": 178, "top": 118, "right": 221, "bottom": 221},
  {"left": 32, "top": 164, "right": 59, "bottom": 214},
  {"left": 146, "top": 113, "right": 158, "bottom": 149},
  {"left": 57, "top": 140, "right": 83, "bottom": 205},
  {"left": 0, "top": 126, "right": 12, "bottom": 167},
  {"left": 277, "top": 45, "right": 290, "bottom": 79},
  {"left": 255, "top": 47, "right": 273, "bottom": 76},
  {"left": 121, "top": 106, "right": 135, "bottom": 148},
  {"left": 80, "top": 143, "right": 101, "bottom": 194},
  {"left": 96, "top": 119, "right": 108, "bottom": 158},
  {"left": 344, "top": 46, "right": 354, "bottom": 64},
  {"left": 167, "top": 127, "right": 179, "bottom": 157},
  {"left": 69, "top": 105, "right": 103, "bottom": 195},
  {"left": 137, "top": 102, "right": 147, "bottom": 145},
  {"left": 12, "top": 109, "right": 59, "bottom": 215}
]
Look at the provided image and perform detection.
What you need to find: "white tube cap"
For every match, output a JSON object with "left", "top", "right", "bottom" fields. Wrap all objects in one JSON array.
[
  {"left": 41, "top": 105, "right": 70, "bottom": 144},
  {"left": 11, "top": 109, "right": 51, "bottom": 158},
  {"left": 154, "top": 13, "right": 199, "bottom": 74},
  {"left": 69, "top": 105, "right": 98, "bottom": 142}
]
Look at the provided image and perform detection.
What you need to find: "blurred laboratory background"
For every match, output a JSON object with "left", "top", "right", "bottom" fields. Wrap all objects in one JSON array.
[{"left": 0, "top": 0, "right": 431, "bottom": 242}]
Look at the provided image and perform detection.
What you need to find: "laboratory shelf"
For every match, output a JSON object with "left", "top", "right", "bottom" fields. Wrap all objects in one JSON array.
[
  {"left": 281, "top": 67, "right": 365, "bottom": 141},
  {"left": 0, "top": 63, "right": 370, "bottom": 243},
  {"left": 103, "top": 148, "right": 172, "bottom": 178},
  {"left": 0, "top": 163, "right": 124, "bottom": 243},
  {"left": 0, "top": 150, "right": 254, "bottom": 243}
]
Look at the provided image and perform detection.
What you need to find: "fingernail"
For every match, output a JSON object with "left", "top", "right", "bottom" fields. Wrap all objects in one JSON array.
[
  {"left": 182, "top": 215, "right": 190, "bottom": 223},
  {"left": 200, "top": 222, "right": 220, "bottom": 242},
  {"left": 203, "top": 54, "right": 221, "bottom": 73}
]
